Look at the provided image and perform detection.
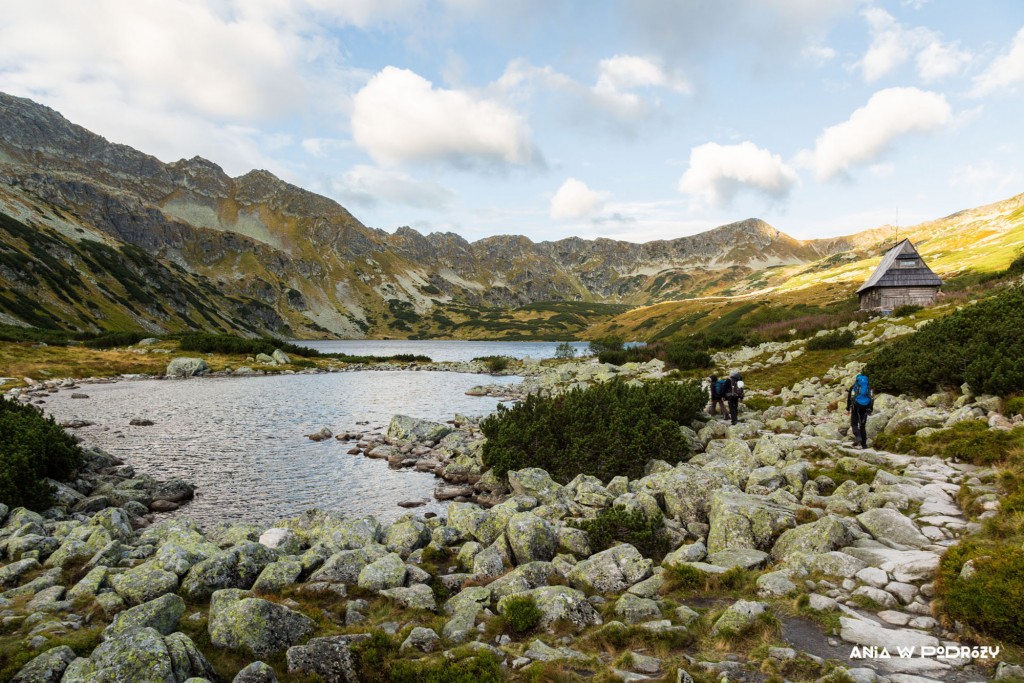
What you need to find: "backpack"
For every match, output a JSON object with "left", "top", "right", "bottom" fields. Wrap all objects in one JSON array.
[
  {"left": 853, "top": 374, "right": 872, "bottom": 407},
  {"left": 715, "top": 379, "right": 728, "bottom": 398}
]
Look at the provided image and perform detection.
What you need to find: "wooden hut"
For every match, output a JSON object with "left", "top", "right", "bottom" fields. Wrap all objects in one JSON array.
[{"left": 857, "top": 239, "right": 942, "bottom": 311}]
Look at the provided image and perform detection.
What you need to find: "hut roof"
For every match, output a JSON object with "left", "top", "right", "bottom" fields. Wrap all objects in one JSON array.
[{"left": 857, "top": 239, "right": 943, "bottom": 294}]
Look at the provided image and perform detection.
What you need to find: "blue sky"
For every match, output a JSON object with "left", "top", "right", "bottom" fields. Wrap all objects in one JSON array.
[{"left": 2, "top": 0, "right": 1023, "bottom": 243}]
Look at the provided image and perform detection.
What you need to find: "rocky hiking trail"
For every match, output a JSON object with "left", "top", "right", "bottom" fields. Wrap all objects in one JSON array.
[{"left": 3, "top": 349, "right": 1024, "bottom": 682}]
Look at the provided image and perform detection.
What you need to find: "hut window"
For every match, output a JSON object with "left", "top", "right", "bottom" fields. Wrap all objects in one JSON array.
[{"left": 896, "top": 258, "right": 920, "bottom": 268}]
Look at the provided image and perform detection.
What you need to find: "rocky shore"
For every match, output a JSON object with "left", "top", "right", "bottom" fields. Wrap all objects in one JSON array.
[{"left": 3, "top": 343, "right": 1023, "bottom": 682}]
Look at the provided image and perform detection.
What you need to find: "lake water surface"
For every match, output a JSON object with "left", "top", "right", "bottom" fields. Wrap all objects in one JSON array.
[
  {"left": 296, "top": 339, "right": 592, "bottom": 362},
  {"left": 42, "top": 370, "right": 519, "bottom": 526}
]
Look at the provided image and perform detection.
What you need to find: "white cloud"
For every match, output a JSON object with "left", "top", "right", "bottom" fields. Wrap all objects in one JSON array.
[
  {"left": 301, "top": 137, "right": 353, "bottom": 158},
  {"left": 352, "top": 66, "right": 537, "bottom": 167},
  {"left": 857, "top": 8, "right": 971, "bottom": 83},
  {"left": 802, "top": 44, "right": 837, "bottom": 66},
  {"left": 797, "top": 87, "right": 952, "bottom": 181},
  {"left": 677, "top": 141, "right": 798, "bottom": 208},
  {"left": 550, "top": 178, "right": 609, "bottom": 219},
  {"left": 971, "top": 27, "right": 1024, "bottom": 97},
  {"left": 948, "top": 162, "right": 1023, "bottom": 196},
  {"left": 333, "top": 165, "right": 454, "bottom": 210}
]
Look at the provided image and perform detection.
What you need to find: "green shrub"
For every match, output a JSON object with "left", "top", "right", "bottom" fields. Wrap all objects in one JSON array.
[
  {"left": 589, "top": 335, "right": 624, "bottom": 355},
  {"left": 82, "top": 331, "right": 149, "bottom": 349},
  {"left": 481, "top": 380, "right": 705, "bottom": 483},
  {"left": 352, "top": 631, "right": 502, "bottom": 683},
  {"left": 570, "top": 506, "right": 670, "bottom": 562},
  {"left": 598, "top": 349, "right": 629, "bottom": 365},
  {"left": 500, "top": 595, "right": 543, "bottom": 634},
  {"left": 937, "top": 542, "right": 1024, "bottom": 644},
  {"left": 554, "top": 342, "right": 577, "bottom": 359},
  {"left": 892, "top": 304, "right": 923, "bottom": 317},
  {"left": 1005, "top": 396, "right": 1024, "bottom": 417},
  {"left": 663, "top": 343, "right": 713, "bottom": 371},
  {"left": 478, "top": 356, "right": 510, "bottom": 373},
  {"left": 0, "top": 398, "right": 83, "bottom": 509},
  {"left": 864, "top": 285, "right": 1024, "bottom": 396},
  {"left": 873, "top": 421, "right": 1024, "bottom": 466},
  {"left": 805, "top": 329, "right": 855, "bottom": 351}
]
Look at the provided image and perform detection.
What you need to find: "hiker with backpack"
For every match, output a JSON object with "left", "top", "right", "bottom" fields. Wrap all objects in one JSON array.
[
  {"left": 708, "top": 374, "right": 727, "bottom": 416},
  {"left": 722, "top": 372, "right": 745, "bottom": 425},
  {"left": 846, "top": 372, "right": 874, "bottom": 449}
]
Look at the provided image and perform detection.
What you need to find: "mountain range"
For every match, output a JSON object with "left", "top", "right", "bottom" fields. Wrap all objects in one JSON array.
[{"left": 0, "top": 91, "right": 1021, "bottom": 340}]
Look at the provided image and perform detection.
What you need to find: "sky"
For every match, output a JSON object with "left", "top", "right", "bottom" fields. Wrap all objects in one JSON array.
[{"left": 1, "top": 0, "right": 1023, "bottom": 244}]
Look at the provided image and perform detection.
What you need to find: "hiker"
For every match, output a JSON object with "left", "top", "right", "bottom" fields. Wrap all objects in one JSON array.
[
  {"left": 722, "top": 372, "right": 745, "bottom": 425},
  {"left": 708, "top": 374, "right": 727, "bottom": 416},
  {"left": 846, "top": 372, "right": 874, "bottom": 449}
]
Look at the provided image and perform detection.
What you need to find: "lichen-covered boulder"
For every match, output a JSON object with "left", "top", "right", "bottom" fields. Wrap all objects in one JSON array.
[
  {"left": 258, "top": 528, "right": 303, "bottom": 555},
  {"left": 706, "top": 489, "right": 797, "bottom": 554},
  {"left": 711, "top": 600, "right": 766, "bottom": 635},
  {"left": 379, "top": 584, "right": 437, "bottom": 611},
  {"left": 400, "top": 626, "right": 440, "bottom": 653},
  {"left": 357, "top": 552, "right": 406, "bottom": 591},
  {"left": 499, "top": 585, "right": 602, "bottom": 632},
  {"left": 0, "top": 557, "right": 41, "bottom": 589},
  {"left": 110, "top": 561, "right": 180, "bottom": 606},
  {"left": 153, "top": 530, "right": 221, "bottom": 577},
  {"left": 506, "top": 512, "right": 558, "bottom": 565},
  {"left": 330, "top": 516, "right": 383, "bottom": 549},
  {"left": 636, "top": 464, "right": 726, "bottom": 525},
  {"left": 90, "top": 507, "right": 136, "bottom": 543},
  {"left": 567, "top": 544, "right": 652, "bottom": 593},
  {"left": 556, "top": 526, "right": 592, "bottom": 557},
  {"left": 387, "top": 415, "right": 452, "bottom": 444},
  {"left": 447, "top": 503, "right": 489, "bottom": 542},
  {"left": 308, "top": 549, "right": 371, "bottom": 584},
  {"left": 286, "top": 634, "right": 367, "bottom": 683},
  {"left": 472, "top": 545, "right": 506, "bottom": 576},
  {"left": 771, "top": 515, "right": 852, "bottom": 561},
  {"left": 613, "top": 593, "right": 661, "bottom": 624},
  {"left": 783, "top": 551, "right": 867, "bottom": 576},
  {"left": 445, "top": 586, "right": 492, "bottom": 614},
  {"left": 886, "top": 408, "right": 947, "bottom": 433},
  {"left": 662, "top": 542, "right": 707, "bottom": 567},
  {"left": 60, "top": 627, "right": 213, "bottom": 683},
  {"left": 705, "top": 548, "right": 770, "bottom": 570},
  {"left": 10, "top": 645, "right": 76, "bottom": 683},
  {"left": 180, "top": 542, "right": 277, "bottom": 600},
  {"left": 384, "top": 519, "right": 430, "bottom": 558},
  {"left": 856, "top": 508, "right": 930, "bottom": 548},
  {"left": 104, "top": 593, "right": 185, "bottom": 640},
  {"left": 232, "top": 661, "right": 279, "bottom": 682},
  {"left": 507, "top": 468, "right": 565, "bottom": 504},
  {"left": 166, "top": 357, "right": 210, "bottom": 377},
  {"left": 209, "top": 589, "right": 315, "bottom": 658},
  {"left": 252, "top": 560, "right": 303, "bottom": 594},
  {"left": 487, "top": 561, "right": 554, "bottom": 601}
]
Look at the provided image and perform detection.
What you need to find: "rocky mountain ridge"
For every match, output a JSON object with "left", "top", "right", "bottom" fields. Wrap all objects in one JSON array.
[{"left": 0, "top": 91, "right": 1019, "bottom": 338}]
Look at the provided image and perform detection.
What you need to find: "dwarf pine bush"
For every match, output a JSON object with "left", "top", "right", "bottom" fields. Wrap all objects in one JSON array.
[
  {"left": 864, "top": 284, "right": 1024, "bottom": 396},
  {"left": 480, "top": 379, "right": 705, "bottom": 482},
  {"left": 0, "top": 397, "right": 83, "bottom": 509}
]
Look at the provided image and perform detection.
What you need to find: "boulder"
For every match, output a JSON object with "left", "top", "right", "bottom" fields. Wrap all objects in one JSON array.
[
  {"left": 110, "top": 561, "right": 179, "bottom": 605},
  {"left": 357, "top": 553, "right": 407, "bottom": 591},
  {"left": 568, "top": 544, "right": 652, "bottom": 593},
  {"left": 384, "top": 519, "right": 430, "bottom": 558},
  {"left": 252, "top": 560, "right": 303, "bottom": 594},
  {"left": 856, "top": 508, "right": 930, "bottom": 548},
  {"left": 166, "top": 357, "right": 210, "bottom": 378},
  {"left": 209, "top": 589, "right": 315, "bottom": 658},
  {"left": 711, "top": 600, "right": 767, "bottom": 636},
  {"left": 614, "top": 593, "right": 661, "bottom": 624},
  {"left": 258, "top": 528, "right": 302, "bottom": 554},
  {"left": 309, "top": 549, "right": 372, "bottom": 584},
  {"left": 104, "top": 593, "right": 185, "bottom": 639},
  {"left": 705, "top": 548, "right": 770, "bottom": 570},
  {"left": 60, "top": 628, "right": 213, "bottom": 683},
  {"left": 771, "top": 516, "right": 852, "bottom": 561},
  {"left": 10, "top": 645, "right": 76, "bottom": 683},
  {"left": 387, "top": 415, "right": 452, "bottom": 444},
  {"left": 706, "top": 489, "right": 797, "bottom": 554},
  {"left": 233, "top": 661, "right": 280, "bottom": 682},
  {"left": 181, "top": 542, "right": 278, "bottom": 600},
  {"left": 379, "top": 584, "right": 437, "bottom": 611},
  {"left": 662, "top": 542, "right": 707, "bottom": 567},
  {"left": 499, "top": 586, "right": 601, "bottom": 632},
  {"left": 507, "top": 468, "right": 565, "bottom": 504},
  {"left": 506, "top": 512, "right": 558, "bottom": 565},
  {"left": 399, "top": 626, "right": 440, "bottom": 653},
  {"left": 286, "top": 634, "right": 367, "bottom": 682}
]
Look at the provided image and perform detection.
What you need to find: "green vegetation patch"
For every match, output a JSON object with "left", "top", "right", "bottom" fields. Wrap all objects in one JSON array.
[
  {"left": 570, "top": 506, "right": 670, "bottom": 562},
  {"left": 481, "top": 379, "right": 705, "bottom": 483},
  {"left": 805, "top": 329, "right": 854, "bottom": 351},
  {"left": 937, "top": 542, "right": 1024, "bottom": 645},
  {"left": 864, "top": 284, "right": 1024, "bottom": 396},
  {"left": 0, "top": 397, "right": 84, "bottom": 509},
  {"left": 500, "top": 595, "right": 543, "bottom": 634},
  {"left": 872, "top": 421, "right": 1024, "bottom": 466}
]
